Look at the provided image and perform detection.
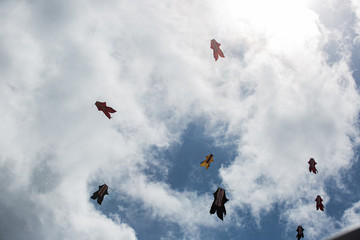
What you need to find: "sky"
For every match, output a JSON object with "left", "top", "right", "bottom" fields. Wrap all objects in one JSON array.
[{"left": 0, "top": 0, "right": 360, "bottom": 239}]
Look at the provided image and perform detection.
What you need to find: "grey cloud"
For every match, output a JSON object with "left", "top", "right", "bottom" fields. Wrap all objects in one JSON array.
[{"left": 30, "top": 148, "right": 61, "bottom": 193}]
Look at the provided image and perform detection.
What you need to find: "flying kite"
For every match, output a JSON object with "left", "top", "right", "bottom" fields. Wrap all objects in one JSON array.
[
  {"left": 315, "top": 195, "right": 324, "bottom": 211},
  {"left": 308, "top": 158, "right": 318, "bottom": 174},
  {"left": 95, "top": 101, "right": 116, "bottom": 119},
  {"left": 296, "top": 226, "right": 304, "bottom": 240},
  {"left": 210, "top": 188, "right": 228, "bottom": 220},
  {"left": 210, "top": 39, "right": 225, "bottom": 61},
  {"left": 200, "top": 154, "right": 214, "bottom": 169},
  {"left": 91, "top": 184, "right": 109, "bottom": 205}
]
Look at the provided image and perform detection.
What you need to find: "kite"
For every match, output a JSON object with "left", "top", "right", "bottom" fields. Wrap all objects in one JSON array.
[
  {"left": 210, "top": 39, "right": 225, "bottom": 61},
  {"left": 91, "top": 184, "right": 109, "bottom": 205},
  {"left": 308, "top": 158, "right": 318, "bottom": 174},
  {"left": 200, "top": 154, "right": 214, "bottom": 169},
  {"left": 95, "top": 101, "right": 116, "bottom": 119},
  {"left": 296, "top": 226, "right": 304, "bottom": 240},
  {"left": 315, "top": 195, "right": 324, "bottom": 211},
  {"left": 210, "top": 188, "right": 228, "bottom": 220}
]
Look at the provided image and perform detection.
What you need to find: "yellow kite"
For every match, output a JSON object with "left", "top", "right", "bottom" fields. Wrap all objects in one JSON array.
[{"left": 200, "top": 154, "right": 214, "bottom": 169}]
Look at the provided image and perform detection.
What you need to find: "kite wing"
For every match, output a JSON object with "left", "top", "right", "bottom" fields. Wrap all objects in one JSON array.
[
  {"left": 200, "top": 154, "right": 214, "bottom": 169},
  {"left": 210, "top": 39, "right": 225, "bottom": 61}
]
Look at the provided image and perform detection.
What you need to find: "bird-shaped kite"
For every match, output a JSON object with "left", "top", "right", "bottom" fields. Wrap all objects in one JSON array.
[
  {"left": 95, "top": 101, "right": 116, "bottom": 119},
  {"left": 315, "top": 195, "right": 324, "bottom": 211},
  {"left": 296, "top": 225, "right": 304, "bottom": 240},
  {"left": 210, "top": 39, "right": 225, "bottom": 61},
  {"left": 308, "top": 158, "right": 318, "bottom": 174},
  {"left": 91, "top": 184, "right": 109, "bottom": 205},
  {"left": 200, "top": 154, "right": 214, "bottom": 169},
  {"left": 210, "top": 188, "right": 228, "bottom": 220}
]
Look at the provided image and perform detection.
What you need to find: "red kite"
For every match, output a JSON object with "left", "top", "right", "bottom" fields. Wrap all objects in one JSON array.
[
  {"left": 95, "top": 101, "right": 116, "bottom": 119},
  {"left": 296, "top": 226, "right": 304, "bottom": 240},
  {"left": 210, "top": 188, "right": 228, "bottom": 220},
  {"left": 210, "top": 39, "right": 225, "bottom": 61},
  {"left": 308, "top": 158, "right": 318, "bottom": 174},
  {"left": 91, "top": 184, "right": 109, "bottom": 205},
  {"left": 315, "top": 195, "right": 324, "bottom": 211},
  {"left": 200, "top": 154, "right": 214, "bottom": 169}
]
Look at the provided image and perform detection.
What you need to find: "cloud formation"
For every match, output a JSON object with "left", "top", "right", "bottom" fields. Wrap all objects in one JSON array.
[{"left": 0, "top": 0, "right": 359, "bottom": 239}]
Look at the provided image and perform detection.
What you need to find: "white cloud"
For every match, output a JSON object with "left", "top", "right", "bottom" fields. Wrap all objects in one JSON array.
[
  {"left": 350, "top": 0, "right": 360, "bottom": 43},
  {"left": 0, "top": 0, "right": 359, "bottom": 239},
  {"left": 340, "top": 201, "right": 360, "bottom": 230}
]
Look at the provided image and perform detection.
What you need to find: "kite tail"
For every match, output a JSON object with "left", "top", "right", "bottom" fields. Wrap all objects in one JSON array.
[
  {"left": 209, "top": 204, "right": 216, "bottom": 215},
  {"left": 216, "top": 209, "right": 224, "bottom": 221},
  {"left": 214, "top": 52, "right": 219, "bottom": 61},
  {"left": 97, "top": 195, "right": 104, "bottom": 205},
  {"left": 107, "top": 107, "right": 116, "bottom": 113},
  {"left": 91, "top": 192, "right": 98, "bottom": 199},
  {"left": 218, "top": 49, "right": 225, "bottom": 58},
  {"left": 104, "top": 111, "right": 112, "bottom": 119}
]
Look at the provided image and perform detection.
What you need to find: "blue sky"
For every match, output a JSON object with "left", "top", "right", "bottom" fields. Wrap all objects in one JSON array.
[{"left": 1, "top": 0, "right": 360, "bottom": 240}]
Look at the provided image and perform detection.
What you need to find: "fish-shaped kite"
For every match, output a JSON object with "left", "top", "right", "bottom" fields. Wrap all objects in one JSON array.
[
  {"left": 308, "top": 158, "right": 318, "bottom": 174},
  {"left": 95, "top": 101, "right": 116, "bottom": 119},
  {"left": 315, "top": 195, "right": 324, "bottom": 211},
  {"left": 91, "top": 184, "right": 109, "bottom": 205},
  {"left": 210, "top": 188, "right": 228, "bottom": 220},
  {"left": 200, "top": 154, "right": 214, "bottom": 169},
  {"left": 210, "top": 39, "right": 225, "bottom": 61},
  {"left": 296, "top": 225, "right": 304, "bottom": 240}
]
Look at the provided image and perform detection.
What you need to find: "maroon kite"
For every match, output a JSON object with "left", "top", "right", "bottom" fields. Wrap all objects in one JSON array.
[
  {"left": 210, "top": 39, "right": 225, "bottom": 61},
  {"left": 315, "top": 195, "right": 324, "bottom": 211},
  {"left": 296, "top": 225, "right": 304, "bottom": 240},
  {"left": 308, "top": 158, "right": 318, "bottom": 174},
  {"left": 95, "top": 101, "right": 116, "bottom": 119}
]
